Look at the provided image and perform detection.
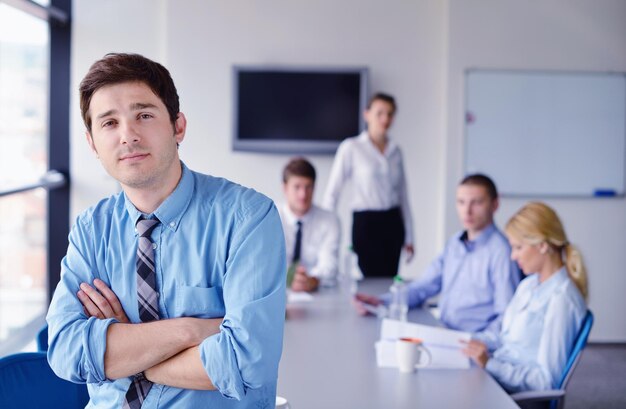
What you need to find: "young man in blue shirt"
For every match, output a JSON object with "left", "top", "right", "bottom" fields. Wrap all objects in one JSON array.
[
  {"left": 46, "top": 53, "right": 286, "bottom": 408},
  {"left": 354, "top": 174, "right": 520, "bottom": 344}
]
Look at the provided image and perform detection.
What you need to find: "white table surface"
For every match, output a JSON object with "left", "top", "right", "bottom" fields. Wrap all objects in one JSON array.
[{"left": 277, "top": 278, "right": 519, "bottom": 409}]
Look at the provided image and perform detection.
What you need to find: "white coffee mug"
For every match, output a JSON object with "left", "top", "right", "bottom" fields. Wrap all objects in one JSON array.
[
  {"left": 276, "top": 395, "right": 291, "bottom": 409},
  {"left": 396, "top": 337, "right": 432, "bottom": 373}
]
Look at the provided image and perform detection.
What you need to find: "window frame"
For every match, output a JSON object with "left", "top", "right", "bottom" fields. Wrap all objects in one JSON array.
[{"left": 0, "top": 0, "right": 71, "bottom": 353}]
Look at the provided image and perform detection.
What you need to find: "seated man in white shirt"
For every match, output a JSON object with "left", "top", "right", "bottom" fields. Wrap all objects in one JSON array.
[{"left": 279, "top": 157, "right": 341, "bottom": 292}]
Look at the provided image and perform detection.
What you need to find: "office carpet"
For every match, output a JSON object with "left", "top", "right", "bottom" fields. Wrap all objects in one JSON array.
[{"left": 565, "top": 343, "right": 626, "bottom": 409}]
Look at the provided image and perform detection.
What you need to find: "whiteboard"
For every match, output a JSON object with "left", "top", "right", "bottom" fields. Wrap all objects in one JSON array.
[{"left": 465, "top": 70, "right": 626, "bottom": 197}]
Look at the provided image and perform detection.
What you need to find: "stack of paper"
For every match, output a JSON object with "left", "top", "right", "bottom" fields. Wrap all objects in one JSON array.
[
  {"left": 287, "top": 290, "right": 314, "bottom": 304},
  {"left": 376, "top": 319, "right": 471, "bottom": 369}
]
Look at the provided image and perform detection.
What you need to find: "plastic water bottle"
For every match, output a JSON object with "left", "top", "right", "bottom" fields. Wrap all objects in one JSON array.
[
  {"left": 388, "top": 275, "right": 408, "bottom": 321},
  {"left": 342, "top": 246, "right": 362, "bottom": 295}
]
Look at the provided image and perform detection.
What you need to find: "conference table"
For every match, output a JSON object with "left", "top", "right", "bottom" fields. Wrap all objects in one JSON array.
[{"left": 277, "top": 278, "right": 519, "bottom": 409}]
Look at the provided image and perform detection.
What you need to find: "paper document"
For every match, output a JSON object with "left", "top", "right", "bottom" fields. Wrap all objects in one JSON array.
[
  {"left": 287, "top": 290, "right": 314, "bottom": 303},
  {"left": 376, "top": 319, "right": 471, "bottom": 369}
]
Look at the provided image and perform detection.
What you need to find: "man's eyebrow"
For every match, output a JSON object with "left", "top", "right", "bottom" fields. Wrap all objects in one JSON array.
[
  {"left": 130, "top": 102, "right": 158, "bottom": 111},
  {"left": 94, "top": 103, "right": 159, "bottom": 121},
  {"left": 96, "top": 109, "right": 116, "bottom": 120}
]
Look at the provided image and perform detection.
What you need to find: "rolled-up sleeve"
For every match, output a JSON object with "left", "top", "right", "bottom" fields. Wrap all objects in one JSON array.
[
  {"left": 200, "top": 198, "right": 286, "bottom": 400},
  {"left": 46, "top": 216, "right": 116, "bottom": 384}
]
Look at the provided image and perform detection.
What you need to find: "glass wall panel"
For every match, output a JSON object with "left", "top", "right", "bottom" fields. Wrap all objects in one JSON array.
[{"left": 0, "top": 3, "right": 49, "bottom": 345}]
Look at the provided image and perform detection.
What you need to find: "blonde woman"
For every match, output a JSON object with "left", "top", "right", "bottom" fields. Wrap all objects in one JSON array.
[{"left": 462, "top": 202, "right": 587, "bottom": 393}]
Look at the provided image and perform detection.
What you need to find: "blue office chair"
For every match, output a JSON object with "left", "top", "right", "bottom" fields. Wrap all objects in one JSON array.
[
  {"left": 0, "top": 352, "right": 89, "bottom": 408},
  {"left": 36, "top": 324, "right": 48, "bottom": 351},
  {"left": 511, "top": 310, "right": 594, "bottom": 409}
]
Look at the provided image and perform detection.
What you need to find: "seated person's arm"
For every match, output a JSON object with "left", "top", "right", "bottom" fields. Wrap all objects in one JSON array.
[
  {"left": 477, "top": 296, "right": 581, "bottom": 393},
  {"left": 352, "top": 251, "right": 446, "bottom": 316},
  {"left": 403, "top": 251, "right": 445, "bottom": 308}
]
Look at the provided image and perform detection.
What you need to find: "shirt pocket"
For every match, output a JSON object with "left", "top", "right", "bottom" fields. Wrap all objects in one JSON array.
[{"left": 174, "top": 285, "right": 225, "bottom": 318}]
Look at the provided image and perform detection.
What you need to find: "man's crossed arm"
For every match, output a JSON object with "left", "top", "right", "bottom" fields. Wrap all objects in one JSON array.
[{"left": 78, "top": 279, "right": 221, "bottom": 390}]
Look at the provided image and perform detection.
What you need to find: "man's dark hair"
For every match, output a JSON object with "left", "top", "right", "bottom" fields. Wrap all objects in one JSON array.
[
  {"left": 460, "top": 174, "right": 498, "bottom": 200},
  {"left": 79, "top": 53, "right": 180, "bottom": 132},
  {"left": 283, "top": 157, "right": 316, "bottom": 183},
  {"left": 366, "top": 92, "right": 397, "bottom": 113}
]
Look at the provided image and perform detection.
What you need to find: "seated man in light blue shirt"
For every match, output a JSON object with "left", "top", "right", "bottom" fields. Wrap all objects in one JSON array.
[
  {"left": 46, "top": 53, "right": 286, "bottom": 408},
  {"left": 354, "top": 174, "right": 520, "bottom": 344}
]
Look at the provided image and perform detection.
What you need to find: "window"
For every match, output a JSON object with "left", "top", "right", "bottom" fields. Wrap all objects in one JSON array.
[{"left": 0, "top": 0, "right": 70, "bottom": 356}]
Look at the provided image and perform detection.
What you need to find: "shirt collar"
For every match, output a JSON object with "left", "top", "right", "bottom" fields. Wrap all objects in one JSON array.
[
  {"left": 124, "top": 161, "right": 193, "bottom": 232},
  {"left": 281, "top": 202, "right": 313, "bottom": 225},
  {"left": 457, "top": 223, "right": 497, "bottom": 250},
  {"left": 531, "top": 266, "right": 569, "bottom": 301},
  {"left": 358, "top": 130, "right": 398, "bottom": 157}
]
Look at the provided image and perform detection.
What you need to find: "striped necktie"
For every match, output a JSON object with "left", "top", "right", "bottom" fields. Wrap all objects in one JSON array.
[{"left": 123, "top": 217, "right": 160, "bottom": 409}]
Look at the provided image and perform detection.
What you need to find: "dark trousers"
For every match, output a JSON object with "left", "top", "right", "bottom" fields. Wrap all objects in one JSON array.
[{"left": 352, "top": 207, "right": 405, "bottom": 278}]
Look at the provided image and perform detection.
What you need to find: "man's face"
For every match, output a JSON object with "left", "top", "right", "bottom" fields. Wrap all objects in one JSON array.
[
  {"left": 283, "top": 175, "right": 314, "bottom": 217},
  {"left": 455, "top": 184, "right": 498, "bottom": 234},
  {"left": 364, "top": 99, "right": 395, "bottom": 136},
  {"left": 85, "top": 81, "right": 185, "bottom": 191}
]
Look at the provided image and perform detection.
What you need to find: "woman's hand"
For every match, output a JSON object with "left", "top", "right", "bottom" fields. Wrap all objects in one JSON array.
[{"left": 461, "top": 339, "right": 490, "bottom": 368}]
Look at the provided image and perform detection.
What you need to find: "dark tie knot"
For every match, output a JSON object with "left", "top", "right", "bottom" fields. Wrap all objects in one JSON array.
[{"left": 136, "top": 218, "right": 160, "bottom": 238}]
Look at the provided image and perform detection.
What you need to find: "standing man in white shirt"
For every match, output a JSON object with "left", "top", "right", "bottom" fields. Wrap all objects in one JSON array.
[
  {"left": 279, "top": 158, "right": 341, "bottom": 292},
  {"left": 323, "top": 92, "right": 414, "bottom": 277}
]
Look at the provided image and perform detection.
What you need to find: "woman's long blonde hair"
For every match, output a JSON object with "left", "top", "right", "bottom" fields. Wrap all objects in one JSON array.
[{"left": 505, "top": 202, "right": 588, "bottom": 300}]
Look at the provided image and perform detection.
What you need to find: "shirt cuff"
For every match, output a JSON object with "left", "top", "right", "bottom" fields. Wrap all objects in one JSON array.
[
  {"left": 200, "top": 331, "right": 245, "bottom": 401},
  {"left": 472, "top": 330, "right": 500, "bottom": 352},
  {"left": 83, "top": 317, "right": 117, "bottom": 384}
]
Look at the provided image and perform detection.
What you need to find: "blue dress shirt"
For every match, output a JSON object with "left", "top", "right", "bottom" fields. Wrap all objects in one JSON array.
[
  {"left": 486, "top": 267, "right": 586, "bottom": 393},
  {"left": 382, "top": 224, "right": 520, "bottom": 342},
  {"left": 46, "top": 163, "right": 286, "bottom": 408}
]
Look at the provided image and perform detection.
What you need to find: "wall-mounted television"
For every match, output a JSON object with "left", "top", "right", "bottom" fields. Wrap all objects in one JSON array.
[{"left": 232, "top": 66, "right": 368, "bottom": 154}]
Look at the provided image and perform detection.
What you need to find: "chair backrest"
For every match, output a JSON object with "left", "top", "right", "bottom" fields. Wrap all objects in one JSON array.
[
  {"left": 37, "top": 324, "right": 49, "bottom": 351},
  {"left": 558, "top": 310, "right": 594, "bottom": 389},
  {"left": 0, "top": 352, "right": 89, "bottom": 408}
]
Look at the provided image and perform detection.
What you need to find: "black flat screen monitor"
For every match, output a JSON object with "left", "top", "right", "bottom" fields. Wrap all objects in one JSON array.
[{"left": 232, "top": 66, "right": 368, "bottom": 154}]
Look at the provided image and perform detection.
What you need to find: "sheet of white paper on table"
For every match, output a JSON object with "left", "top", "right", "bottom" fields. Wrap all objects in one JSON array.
[
  {"left": 376, "top": 318, "right": 471, "bottom": 369},
  {"left": 287, "top": 290, "right": 314, "bottom": 303}
]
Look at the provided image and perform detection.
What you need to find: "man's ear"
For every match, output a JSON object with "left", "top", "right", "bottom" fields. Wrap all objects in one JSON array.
[
  {"left": 85, "top": 131, "right": 98, "bottom": 157},
  {"left": 362, "top": 108, "right": 370, "bottom": 124},
  {"left": 174, "top": 112, "right": 187, "bottom": 144},
  {"left": 492, "top": 197, "right": 500, "bottom": 213}
]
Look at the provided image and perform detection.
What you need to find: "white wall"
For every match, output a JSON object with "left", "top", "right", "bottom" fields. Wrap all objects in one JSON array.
[
  {"left": 70, "top": 0, "right": 168, "bottom": 213},
  {"left": 71, "top": 0, "right": 626, "bottom": 341},
  {"left": 445, "top": 0, "right": 626, "bottom": 341},
  {"left": 70, "top": 0, "right": 447, "bottom": 279}
]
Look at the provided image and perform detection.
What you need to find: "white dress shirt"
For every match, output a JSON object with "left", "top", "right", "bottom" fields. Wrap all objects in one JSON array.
[
  {"left": 279, "top": 203, "right": 341, "bottom": 285},
  {"left": 322, "top": 131, "right": 413, "bottom": 245},
  {"left": 486, "top": 267, "right": 586, "bottom": 393}
]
